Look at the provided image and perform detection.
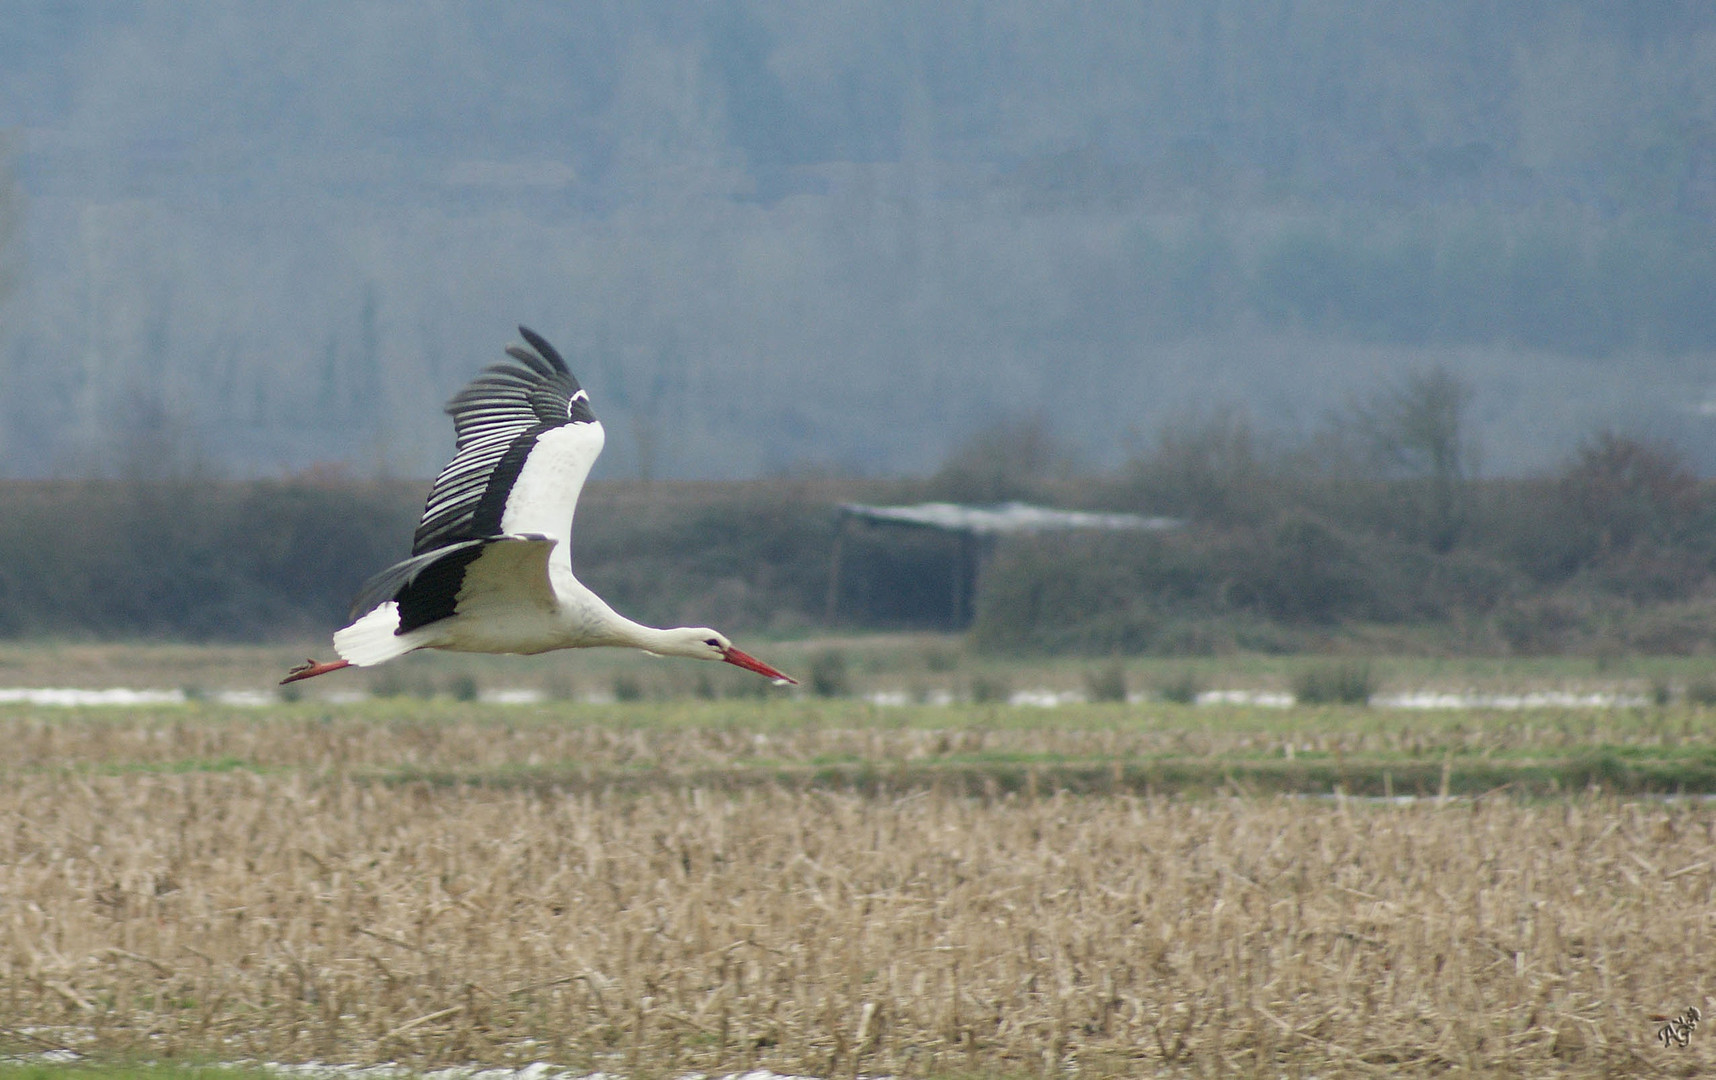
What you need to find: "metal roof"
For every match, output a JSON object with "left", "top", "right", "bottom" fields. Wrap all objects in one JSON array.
[{"left": 837, "top": 501, "right": 1182, "bottom": 535}]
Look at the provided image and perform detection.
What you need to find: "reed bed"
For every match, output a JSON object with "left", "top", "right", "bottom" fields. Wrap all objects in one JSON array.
[{"left": 3, "top": 763, "right": 1714, "bottom": 1077}]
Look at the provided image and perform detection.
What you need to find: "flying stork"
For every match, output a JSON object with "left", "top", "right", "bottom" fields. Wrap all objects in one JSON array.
[{"left": 282, "top": 327, "right": 796, "bottom": 688}]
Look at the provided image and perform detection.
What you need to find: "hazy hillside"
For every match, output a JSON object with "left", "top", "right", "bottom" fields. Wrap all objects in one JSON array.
[{"left": 3, "top": 2, "right": 1714, "bottom": 480}]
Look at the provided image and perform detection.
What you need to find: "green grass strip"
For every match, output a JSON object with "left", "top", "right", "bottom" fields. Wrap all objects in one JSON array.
[{"left": 0, "top": 1064, "right": 281, "bottom": 1080}]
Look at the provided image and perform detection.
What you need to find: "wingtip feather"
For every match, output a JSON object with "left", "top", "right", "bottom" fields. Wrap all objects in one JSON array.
[{"left": 516, "top": 325, "right": 571, "bottom": 375}]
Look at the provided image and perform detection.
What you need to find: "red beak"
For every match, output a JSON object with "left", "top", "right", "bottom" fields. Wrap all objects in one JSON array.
[{"left": 722, "top": 645, "right": 797, "bottom": 685}]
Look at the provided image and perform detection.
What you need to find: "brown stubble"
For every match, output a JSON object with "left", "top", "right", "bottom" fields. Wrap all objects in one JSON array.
[{"left": 3, "top": 763, "right": 1715, "bottom": 1077}]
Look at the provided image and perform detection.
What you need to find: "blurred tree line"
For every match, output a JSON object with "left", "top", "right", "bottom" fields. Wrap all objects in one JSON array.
[
  {"left": 2, "top": 366, "right": 1714, "bottom": 656},
  {"left": 10, "top": 3, "right": 1716, "bottom": 479},
  {"left": 0, "top": 475, "right": 849, "bottom": 643},
  {"left": 967, "top": 372, "right": 1716, "bottom": 656}
]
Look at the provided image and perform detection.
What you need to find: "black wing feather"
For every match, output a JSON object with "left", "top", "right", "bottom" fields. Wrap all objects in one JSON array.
[
  {"left": 349, "top": 535, "right": 556, "bottom": 634},
  {"left": 348, "top": 538, "right": 487, "bottom": 622},
  {"left": 410, "top": 327, "right": 597, "bottom": 555},
  {"left": 394, "top": 544, "right": 488, "bottom": 633}
]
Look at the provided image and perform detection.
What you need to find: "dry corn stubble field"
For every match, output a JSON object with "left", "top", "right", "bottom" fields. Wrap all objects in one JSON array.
[{"left": 3, "top": 705, "right": 1716, "bottom": 1078}]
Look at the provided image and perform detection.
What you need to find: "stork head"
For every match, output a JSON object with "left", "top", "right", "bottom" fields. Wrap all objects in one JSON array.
[{"left": 659, "top": 627, "right": 797, "bottom": 685}]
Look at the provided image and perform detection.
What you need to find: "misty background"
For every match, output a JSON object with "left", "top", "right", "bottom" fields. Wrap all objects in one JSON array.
[{"left": 4, "top": 2, "right": 1716, "bottom": 484}]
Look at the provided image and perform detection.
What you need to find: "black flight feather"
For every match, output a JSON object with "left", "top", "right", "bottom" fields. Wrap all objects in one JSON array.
[{"left": 408, "top": 328, "right": 598, "bottom": 556}]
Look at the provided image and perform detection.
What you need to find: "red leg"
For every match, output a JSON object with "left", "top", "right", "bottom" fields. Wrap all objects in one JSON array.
[{"left": 280, "top": 658, "right": 353, "bottom": 685}]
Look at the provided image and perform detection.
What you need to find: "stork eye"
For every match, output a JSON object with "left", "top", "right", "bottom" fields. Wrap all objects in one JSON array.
[{"left": 705, "top": 638, "right": 721, "bottom": 647}]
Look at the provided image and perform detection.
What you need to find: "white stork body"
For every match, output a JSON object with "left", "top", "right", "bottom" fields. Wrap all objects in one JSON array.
[{"left": 283, "top": 328, "right": 794, "bottom": 687}]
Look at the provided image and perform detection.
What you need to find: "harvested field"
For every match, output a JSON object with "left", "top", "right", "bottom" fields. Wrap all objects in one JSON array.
[
  {"left": 5, "top": 699, "right": 1716, "bottom": 796},
  {"left": 2, "top": 712, "right": 1715, "bottom": 1076}
]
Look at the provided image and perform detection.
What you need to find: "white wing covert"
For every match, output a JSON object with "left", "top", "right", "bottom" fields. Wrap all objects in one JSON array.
[{"left": 412, "top": 327, "right": 603, "bottom": 557}]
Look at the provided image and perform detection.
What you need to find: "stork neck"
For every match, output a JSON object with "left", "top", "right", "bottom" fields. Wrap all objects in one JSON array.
[
  {"left": 577, "top": 600, "right": 679, "bottom": 654},
  {"left": 608, "top": 618, "right": 680, "bottom": 654},
  {"left": 554, "top": 575, "right": 678, "bottom": 653}
]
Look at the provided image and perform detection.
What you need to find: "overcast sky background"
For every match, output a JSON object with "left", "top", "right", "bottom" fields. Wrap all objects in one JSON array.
[{"left": 3, "top": 2, "right": 1715, "bottom": 481}]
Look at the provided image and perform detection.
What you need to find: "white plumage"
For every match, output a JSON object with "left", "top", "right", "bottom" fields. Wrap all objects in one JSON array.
[
  {"left": 283, "top": 327, "right": 795, "bottom": 687},
  {"left": 330, "top": 602, "right": 413, "bottom": 667}
]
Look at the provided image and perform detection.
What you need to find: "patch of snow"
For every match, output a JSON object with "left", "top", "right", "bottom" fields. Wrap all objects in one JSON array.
[
  {"left": 0, "top": 682, "right": 1667, "bottom": 712},
  {"left": 1375, "top": 690, "right": 1650, "bottom": 709},
  {"left": 1009, "top": 688, "right": 1087, "bottom": 707},
  {"left": 0, "top": 687, "right": 185, "bottom": 706},
  {"left": 480, "top": 688, "right": 546, "bottom": 704},
  {"left": 216, "top": 689, "right": 280, "bottom": 707},
  {"left": 865, "top": 691, "right": 912, "bottom": 707},
  {"left": 1197, "top": 690, "right": 1296, "bottom": 708}
]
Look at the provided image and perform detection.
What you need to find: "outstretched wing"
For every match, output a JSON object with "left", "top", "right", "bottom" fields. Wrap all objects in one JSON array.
[
  {"left": 412, "top": 327, "right": 605, "bottom": 556},
  {"left": 346, "top": 534, "right": 559, "bottom": 631}
]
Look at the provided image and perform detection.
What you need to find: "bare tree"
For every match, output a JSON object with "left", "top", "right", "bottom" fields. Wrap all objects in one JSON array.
[
  {"left": 1125, "top": 408, "right": 1278, "bottom": 524},
  {"left": 1560, "top": 431, "right": 1698, "bottom": 554},
  {"left": 931, "top": 413, "right": 1070, "bottom": 504},
  {"left": 1349, "top": 367, "right": 1477, "bottom": 552}
]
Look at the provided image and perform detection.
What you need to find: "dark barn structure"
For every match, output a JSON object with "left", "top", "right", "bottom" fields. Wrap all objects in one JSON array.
[{"left": 825, "top": 502, "right": 1181, "bottom": 630}]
